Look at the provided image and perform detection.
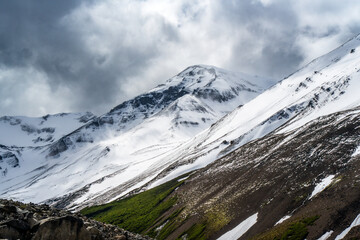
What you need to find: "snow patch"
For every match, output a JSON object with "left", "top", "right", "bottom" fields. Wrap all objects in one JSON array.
[
  {"left": 217, "top": 213, "right": 258, "bottom": 240},
  {"left": 275, "top": 215, "right": 291, "bottom": 225},
  {"left": 155, "top": 220, "right": 168, "bottom": 232},
  {"left": 335, "top": 214, "right": 360, "bottom": 240},
  {"left": 318, "top": 231, "right": 333, "bottom": 240},
  {"left": 310, "top": 175, "right": 335, "bottom": 199},
  {"left": 352, "top": 146, "right": 360, "bottom": 157},
  {"left": 177, "top": 176, "right": 189, "bottom": 182}
]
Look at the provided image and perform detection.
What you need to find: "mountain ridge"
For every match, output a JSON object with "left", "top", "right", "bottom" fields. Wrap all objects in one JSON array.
[
  {"left": 142, "top": 33, "right": 360, "bottom": 192},
  {"left": 0, "top": 65, "right": 274, "bottom": 210}
]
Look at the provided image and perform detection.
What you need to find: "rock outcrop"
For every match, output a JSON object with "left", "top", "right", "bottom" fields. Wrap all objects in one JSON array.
[{"left": 0, "top": 199, "right": 151, "bottom": 240}]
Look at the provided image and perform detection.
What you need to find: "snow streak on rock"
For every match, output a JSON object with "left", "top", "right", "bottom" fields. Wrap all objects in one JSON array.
[
  {"left": 309, "top": 175, "right": 335, "bottom": 199},
  {"left": 217, "top": 213, "right": 258, "bottom": 240},
  {"left": 335, "top": 214, "right": 360, "bottom": 240}
]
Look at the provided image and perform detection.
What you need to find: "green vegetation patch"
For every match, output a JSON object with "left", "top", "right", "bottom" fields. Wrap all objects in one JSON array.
[
  {"left": 205, "top": 208, "right": 231, "bottom": 233},
  {"left": 81, "top": 178, "right": 184, "bottom": 234},
  {"left": 180, "top": 222, "right": 207, "bottom": 240},
  {"left": 177, "top": 207, "right": 231, "bottom": 240},
  {"left": 147, "top": 206, "right": 185, "bottom": 240},
  {"left": 253, "top": 215, "right": 319, "bottom": 240}
]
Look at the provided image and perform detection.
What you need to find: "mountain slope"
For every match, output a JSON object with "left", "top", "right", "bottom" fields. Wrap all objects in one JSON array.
[
  {"left": 15, "top": 32, "right": 360, "bottom": 210},
  {"left": 143, "top": 34, "right": 360, "bottom": 191},
  {"left": 0, "top": 65, "right": 274, "bottom": 208},
  {"left": 2, "top": 33, "right": 360, "bottom": 215},
  {"left": 83, "top": 106, "right": 360, "bottom": 240}
]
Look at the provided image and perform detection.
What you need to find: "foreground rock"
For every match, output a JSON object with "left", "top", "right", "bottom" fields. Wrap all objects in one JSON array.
[{"left": 0, "top": 199, "right": 151, "bottom": 240}]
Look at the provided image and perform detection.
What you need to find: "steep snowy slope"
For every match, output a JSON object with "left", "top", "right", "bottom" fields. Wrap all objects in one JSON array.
[
  {"left": 68, "top": 34, "right": 360, "bottom": 209},
  {"left": 145, "top": 34, "right": 360, "bottom": 189},
  {"left": 0, "top": 112, "right": 95, "bottom": 147},
  {"left": 0, "top": 65, "right": 274, "bottom": 208}
]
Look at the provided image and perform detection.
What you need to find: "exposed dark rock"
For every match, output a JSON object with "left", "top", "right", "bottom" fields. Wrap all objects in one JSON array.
[
  {"left": 47, "top": 139, "right": 70, "bottom": 158},
  {"left": 345, "top": 225, "right": 360, "bottom": 239},
  {"left": 0, "top": 199, "right": 151, "bottom": 240},
  {"left": 0, "top": 151, "right": 19, "bottom": 169},
  {"left": 98, "top": 116, "right": 114, "bottom": 125},
  {"left": 40, "top": 128, "right": 55, "bottom": 133},
  {"left": 21, "top": 124, "right": 37, "bottom": 134},
  {"left": 32, "top": 215, "right": 89, "bottom": 240},
  {"left": 78, "top": 112, "right": 96, "bottom": 123}
]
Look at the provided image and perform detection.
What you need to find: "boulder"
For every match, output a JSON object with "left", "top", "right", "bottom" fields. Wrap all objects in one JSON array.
[
  {"left": 0, "top": 225, "right": 23, "bottom": 239},
  {"left": 32, "top": 215, "right": 92, "bottom": 240},
  {"left": 0, "top": 219, "right": 30, "bottom": 239}
]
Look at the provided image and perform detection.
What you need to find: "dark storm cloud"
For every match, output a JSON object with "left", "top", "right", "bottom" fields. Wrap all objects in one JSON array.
[
  {"left": 0, "top": 0, "right": 359, "bottom": 116},
  {"left": 0, "top": 0, "right": 180, "bottom": 115},
  {"left": 212, "top": 1, "right": 305, "bottom": 77},
  {"left": 0, "top": 0, "right": 79, "bottom": 67}
]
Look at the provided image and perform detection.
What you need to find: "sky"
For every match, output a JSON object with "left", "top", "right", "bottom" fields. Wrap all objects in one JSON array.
[{"left": 0, "top": 0, "right": 360, "bottom": 117}]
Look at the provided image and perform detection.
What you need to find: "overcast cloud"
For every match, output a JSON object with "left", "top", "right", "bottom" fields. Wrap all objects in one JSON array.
[{"left": 0, "top": 0, "right": 360, "bottom": 116}]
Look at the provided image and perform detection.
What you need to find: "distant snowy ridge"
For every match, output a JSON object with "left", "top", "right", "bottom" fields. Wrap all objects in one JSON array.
[{"left": 0, "top": 112, "right": 95, "bottom": 147}]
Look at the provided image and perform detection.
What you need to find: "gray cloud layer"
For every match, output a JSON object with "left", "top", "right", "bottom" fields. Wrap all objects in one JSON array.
[{"left": 0, "top": 0, "right": 359, "bottom": 116}]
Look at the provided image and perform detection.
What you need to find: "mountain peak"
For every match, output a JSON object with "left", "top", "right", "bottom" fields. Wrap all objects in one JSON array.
[{"left": 152, "top": 64, "right": 275, "bottom": 95}]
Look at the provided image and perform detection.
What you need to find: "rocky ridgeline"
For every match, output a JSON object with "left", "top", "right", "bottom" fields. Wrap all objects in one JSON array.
[{"left": 0, "top": 199, "right": 151, "bottom": 240}]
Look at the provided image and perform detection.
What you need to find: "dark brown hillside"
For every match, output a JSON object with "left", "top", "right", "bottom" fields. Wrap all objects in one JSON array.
[
  {"left": 84, "top": 106, "right": 360, "bottom": 240},
  {"left": 146, "top": 106, "right": 360, "bottom": 239}
]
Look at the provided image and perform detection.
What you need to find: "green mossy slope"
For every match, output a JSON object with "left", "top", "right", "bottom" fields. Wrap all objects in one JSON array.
[
  {"left": 252, "top": 216, "right": 319, "bottom": 240},
  {"left": 81, "top": 178, "right": 184, "bottom": 235}
]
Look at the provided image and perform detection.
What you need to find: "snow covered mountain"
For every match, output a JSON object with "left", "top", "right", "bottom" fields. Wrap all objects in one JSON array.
[
  {"left": 144, "top": 33, "right": 360, "bottom": 190},
  {"left": 79, "top": 35, "right": 360, "bottom": 240},
  {"left": 63, "top": 33, "right": 360, "bottom": 209},
  {"left": 0, "top": 65, "right": 274, "bottom": 208},
  {"left": 2, "top": 32, "right": 360, "bottom": 215},
  {"left": 46, "top": 65, "right": 274, "bottom": 158}
]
